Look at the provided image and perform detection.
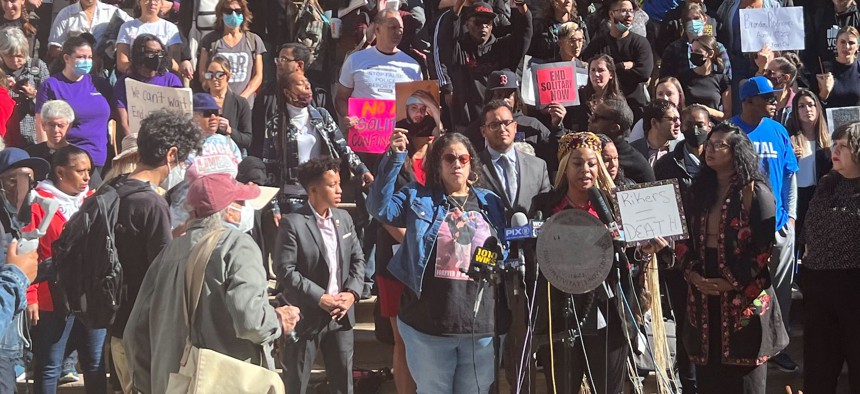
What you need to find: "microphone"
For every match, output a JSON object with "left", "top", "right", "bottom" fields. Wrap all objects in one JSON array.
[
  {"left": 462, "top": 236, "right": 502, "bottom": 282},
  {"left": 587, "top": 187, "right": 628, "bottom": 267}
]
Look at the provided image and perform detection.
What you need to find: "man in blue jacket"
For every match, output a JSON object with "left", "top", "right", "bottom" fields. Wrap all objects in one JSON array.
[{"left": 731, "top": 76, "right": 799, "bottom": 372}]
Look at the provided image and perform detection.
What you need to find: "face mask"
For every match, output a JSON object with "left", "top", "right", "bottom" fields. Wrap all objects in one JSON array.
[
  {"left": 684, "top": 126, "right": 709, "bottom": 147},
  {"left": 614, "top": 20, "right": 631, "bottom": 33},
  {"left": 224, "top": 204, "right": 254, "bottom": 233},
  {"left": 142, "top": 55, "right": 163, "bottom": 71},
  {"left": 159, "top": 160, "right": 185, "bottom": 191},
  {"left": 685, "top": 20, "right": 705, "bottom": 37},
  {"left": 73, "top": 58, "right": 92, "bottom": 76},
  {"left": 690, "top": 53, "right": 707, "bottom": 67},
  {"left": 223, "top": 13, "right": 244, "bottom": 28}
]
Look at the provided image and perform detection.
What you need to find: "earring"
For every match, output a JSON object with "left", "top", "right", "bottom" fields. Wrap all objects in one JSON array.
[{"left": 468, "top": 170, "right": 478, "bottom": 184}]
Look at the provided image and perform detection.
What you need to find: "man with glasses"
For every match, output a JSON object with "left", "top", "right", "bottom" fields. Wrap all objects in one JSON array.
[
  {"left": 731, "top": 75, "right": 800, "bottom": 373},
  {"left": 581, "top": 0, "right": 653, "bottom": 121},
  {"left": 476, "top": 99, "right": 550, "bottom": 393},
  {"left": 588, "top": 98, "right": 655, "bottom": 183},
  {"left": 632, "top": 99, "right": 681, "bottom": 166}
]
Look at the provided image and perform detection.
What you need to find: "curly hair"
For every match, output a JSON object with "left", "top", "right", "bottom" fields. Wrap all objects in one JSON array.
[
  {"left": 297, "top": 156, "right": 341, "bottom": 189},
  {"left": 422, "top": 133, "right": 482, "bottom": 191},
  {"left": 136, "top": 110, "right": 203, "bottom": 167},
  {"left": 642, "top": 98, "right": 677, "bottom": 131},
  {"left": 130, "top": 34, "right": 170, "bottom": 76},
  {"left": 687, "top": 122, "right": 770, "bottom": 215}
]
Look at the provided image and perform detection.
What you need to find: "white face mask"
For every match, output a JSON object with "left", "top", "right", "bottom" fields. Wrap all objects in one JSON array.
[
  {"left": 160, "top": 160, "right": 186, "bottom": 191},
  {"left": 224, "top": 204, "right": 255, "bottom": 233}
]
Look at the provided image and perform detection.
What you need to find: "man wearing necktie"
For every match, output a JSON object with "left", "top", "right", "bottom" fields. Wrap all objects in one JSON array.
[{"left": 477, "top": 100, "right": 551, "bottom": 393}]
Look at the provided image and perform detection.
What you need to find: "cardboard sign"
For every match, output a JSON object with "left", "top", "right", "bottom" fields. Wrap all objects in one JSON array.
[
  {"left": 612, "top": 180, "right": 689, "bottom": 245},
  {"left": 348, "top": 98, "right": 396, "bottom": 154},
  {"left": 532, "top": 62, "right": 580, "bottom": 109},
  {"left": 826, "top": 106, "right": 860, "bottom": 136},
  {"left": 739, "top": 7, "right": 805, "bottom": 52},
  {"left": 125, "top": 79, "right": 193, "bottom": 134}
]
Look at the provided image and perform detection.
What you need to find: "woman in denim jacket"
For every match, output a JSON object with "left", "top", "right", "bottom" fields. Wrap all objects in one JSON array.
[{"left": 367, "top": 131, "right": 507, "bottom": 393}]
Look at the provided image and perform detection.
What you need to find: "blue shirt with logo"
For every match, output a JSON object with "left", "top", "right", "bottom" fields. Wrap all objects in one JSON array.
[{"left": 731, "top": 115, "right": 798, "bottom": 230}]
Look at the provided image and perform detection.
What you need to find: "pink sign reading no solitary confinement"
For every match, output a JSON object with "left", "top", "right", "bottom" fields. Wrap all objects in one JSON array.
[{"left": 348, "top": 98, "right": 396, "bottom": 154}]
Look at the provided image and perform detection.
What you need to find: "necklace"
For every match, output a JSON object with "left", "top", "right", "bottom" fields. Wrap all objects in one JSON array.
[
  {"left": 447, "top": 190, "right": 470, "bottom": 211},
  {"left": 565, "top": 195, "right": 590, "bottom": 210}
]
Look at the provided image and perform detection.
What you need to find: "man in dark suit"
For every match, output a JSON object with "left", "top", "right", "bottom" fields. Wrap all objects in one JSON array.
[
  {"left": 477, "top": 100, "right": 552, "bottom": 218},
  {"left": 476, "top": 100, "right": 551, "bottom": 393},
  {"left": 274, "top": 157, "right": 366, "bottom": 394}
]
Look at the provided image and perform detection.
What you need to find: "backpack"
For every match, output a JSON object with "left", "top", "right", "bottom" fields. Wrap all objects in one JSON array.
[
  {"left": 52, "top": 181, "right": 140, "bottom": 329},
  {"left": 286, "top": 0, "right": 329, "bottom": 73}
]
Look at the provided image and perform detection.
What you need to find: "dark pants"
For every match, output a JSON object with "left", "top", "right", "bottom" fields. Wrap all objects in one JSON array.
[
  {"left": 0, "top": 355, "right": 15, "bottom": 394},
  {"left": 697, "top": 284, "right": 766, "bottom": 394},
  {"left": 537, "top": 304, "right": 629, "bottom": 394},
  {"left": 801, "top": 268, "right": 860, "bottom": 394},
  {"left": 32, "top": 312, "right": 106, "bottom": 394},
  {"left": 281, "top": 319, "right": 353, "bottom": 394},
  {"left": 662, "top": 268, "right": 696, "bottom": 393},
  {"left": 795, "top": 185, "right": 816, "bottom": 258},
  {"left": 33, "top": 2, "right": 52, "bottom": 60}
]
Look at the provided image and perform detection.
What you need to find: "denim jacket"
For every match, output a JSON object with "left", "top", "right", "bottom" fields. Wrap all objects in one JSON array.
[
  {"left": 366, "top": 150, "right": 507, "bottom": 295},
  {"left": 0, "top": 227, "right": 29, "bottom": 358}
]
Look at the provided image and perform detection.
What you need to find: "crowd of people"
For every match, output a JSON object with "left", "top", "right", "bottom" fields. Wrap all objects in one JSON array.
[{"left": 0, "top": 0, "right": 859, "bottom": 393}]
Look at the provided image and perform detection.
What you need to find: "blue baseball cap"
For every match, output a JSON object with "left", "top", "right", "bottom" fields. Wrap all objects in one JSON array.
[
  {"left": 192, "top": 93, "right": 220, "bottom": 112},
  {"left": 0, "top": 148, "right": 49, "bottom": 180},
  {"left": 739, "top": 76, "right": 782, "bottom": 101}
]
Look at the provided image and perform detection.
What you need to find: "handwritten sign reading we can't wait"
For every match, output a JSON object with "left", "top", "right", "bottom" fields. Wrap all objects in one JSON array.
[
  {"left": 612, "top": 179, "right": 689, "bottom": 246},
  {"left": 348, "top": 98, "right": 396, "bottom": 154},
  {"left": 739, "top": 7, "right": 805, "bottom": 53}
]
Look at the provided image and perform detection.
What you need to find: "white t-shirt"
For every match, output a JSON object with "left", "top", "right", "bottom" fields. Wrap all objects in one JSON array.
[
  {"left": 116, "top": 18, "right": 182, "bottom": 48},
  {"left": 49, "top": 1, "right": 132, "bottom": 48},
  {"left": 338, "top": 47, "right": 421, "bottom": 100},
  {"left": 797, "top": 140, "right": 817, "bottom": 188}
]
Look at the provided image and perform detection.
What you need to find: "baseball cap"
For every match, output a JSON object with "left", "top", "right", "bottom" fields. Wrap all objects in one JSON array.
[
  {"left": 186, "top": 173, "right": 260, "bottom": 218},
  {"left": 0, "top": 148, "right": 49, "bottom": 181},
  {"left": 739, "top": 76, "right": 782, "bottom": 101},
  {"left": 193, "top": 93, "right": 220, "bottom": 112},
  {"left": 487, "top": 70, "right": 519, "bottom": 91},
  {"left": 466, "top": 1, "right": 495, "bottom": 19}
]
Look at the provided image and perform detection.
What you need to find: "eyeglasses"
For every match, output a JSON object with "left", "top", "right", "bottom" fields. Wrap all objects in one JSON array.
[
  {"left": 483, "top": 119, "right": 516, "bottom": 131},
  {"left": 204, "top": 71, "right": 227, "bottom": 80},
  {"left": 756, "top": 94, "right": 778, "bottom": 104},
  {"left": 612, "top": 8, "right": 634, "bottom": 15},
  {"left": 663, "top": 116, "right": 681, "bottom": 123},
  {"left": 143, "top": 52, "right": 165, "bottom": 59},
  {"left": 442, "top": 153, "right": 471, "bottom": 166},
  {"left": 223, "top": 8, "right": 242, "bottom": 15},
  {"left": 704, "top": 141, "right": 730, "bottom": 151},
  {"left": 275, "top": 56, "right": 297, "bottom": 64},
  {"left": 200, "top": 109, "right": 219, "bottom": 117}
]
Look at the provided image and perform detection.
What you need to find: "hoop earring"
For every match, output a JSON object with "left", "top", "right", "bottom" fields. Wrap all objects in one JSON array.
[{"left": 468, "top": 170, "right": 479, "bottom": 184}]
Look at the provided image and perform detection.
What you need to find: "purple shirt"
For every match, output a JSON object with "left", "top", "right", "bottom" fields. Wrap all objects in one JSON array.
[
  {"left": 114, "top": 73, "right": 182, "bottom": 109},
  {"left": 36, "top": 74, "right": 115, "bottom": 166}
]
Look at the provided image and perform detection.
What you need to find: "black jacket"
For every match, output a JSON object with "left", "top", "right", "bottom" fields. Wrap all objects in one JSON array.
[
  {"left": 653, "top": 142, "right": 698, "bottom": 197},
  {"left": 615, "top": 138, "right": 656, "bottom": 184},
  {"left": 221, "top": 90, "right": 252, "bottom": 151}
]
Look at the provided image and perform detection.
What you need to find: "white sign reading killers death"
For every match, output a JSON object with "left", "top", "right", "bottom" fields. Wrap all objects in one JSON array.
[{"left": 612, "top": 179, "right": 689, "bottom": 246}]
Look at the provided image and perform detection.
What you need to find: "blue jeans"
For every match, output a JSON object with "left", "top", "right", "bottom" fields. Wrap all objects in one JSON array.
[
  {"left": 32, "top": 312, "right": 106, "bottom": 394},
  {"left": 397, "top": 318, "right": 496, "bottom": 394}
]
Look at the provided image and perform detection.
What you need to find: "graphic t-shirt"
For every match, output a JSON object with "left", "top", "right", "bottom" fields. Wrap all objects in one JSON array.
[
  {"left": 199, "top": 31, "right": 266, "bottom": 107},
  {"left": 398, "top": 194, "right": 498, "bottom": 336},
  {"left": 337, "top": 47, "right": 421, "bottom": 100}
]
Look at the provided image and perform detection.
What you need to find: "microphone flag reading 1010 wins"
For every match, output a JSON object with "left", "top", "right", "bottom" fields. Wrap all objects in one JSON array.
[{"left": 536, "top": 209, "right": 614, "bottom": 294}]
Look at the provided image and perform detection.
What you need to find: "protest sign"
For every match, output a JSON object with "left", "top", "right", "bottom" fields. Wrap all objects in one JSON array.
[
  {"left": 532, "top": 61, "right": 580, "bottom": 109},
  {"left": 739, "top": 7, "right": 805, "bottom": 52},
  {"left": 826, "top": 106, "right": 860, "bottom": 135},
  {"left": 348, "top": 98, "right": 396, "bottom": 154},
  {"left": 523, "top": 57, "right": 586, "bottom": 107},
  {"left": 612, "top": 179, "right": 689, "bottom": 245},
  {"left": 126, "top": 79, "right": 193, "bottom": 134}
]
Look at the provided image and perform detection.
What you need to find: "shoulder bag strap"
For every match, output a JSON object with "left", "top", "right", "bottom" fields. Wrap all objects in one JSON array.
[{"left": 179, "top": 228, "right": 226, "bottom": 365}]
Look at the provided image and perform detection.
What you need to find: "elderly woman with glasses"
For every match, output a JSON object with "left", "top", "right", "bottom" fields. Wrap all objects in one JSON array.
[
  {"left": 24, "top": 100, "right": 73, "bottom": 164},
  {"left": 114, "top": 34, "right": 182, "bottom": 137},
  {"left": 0, "top": 26, "right": 48, "bottom": 147},
  {"left": 800, "top": 122, "right": 860, "bottom": 393},
  {"left": 367, "top": 131, "right": 506, "bottom": 393},
  {"left": 678, "top": 122, "right": 788, "bottom": 394},
  {"left": 197, "top": 0, "right": 265, "bottom": 108}
]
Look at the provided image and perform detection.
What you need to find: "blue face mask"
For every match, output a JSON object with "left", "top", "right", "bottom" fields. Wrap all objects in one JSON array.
[
  {"left": 685, "top": 20, "right": 705, "bottom": 37},
  {"left": 223, "top": 12, "right": 244, "bottom": 28},
  {"left": 73, "top": 58, "right": 92, "bottom": 76},
  {"left": 614, "top": 20, "right": 631, "bottom": 33}
]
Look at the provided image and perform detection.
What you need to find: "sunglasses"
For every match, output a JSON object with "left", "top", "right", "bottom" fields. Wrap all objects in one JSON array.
[
  {"left": 143, "top": 52, "right": 165, "bottom": 59},
  {"left": 223, "top": 8, "right": 242, "bottom": 15},
  {"left": 757, "top": 94, "right": 778, "bottom": 104},
  {"left": 204, "top": 71, "right": 227, "bottom": 80},
  {"left": 442, "top": 153, "right": 471, "bottom": 166},
  {"left": 201, "top": 109, "right": 219, "bottom": 117}
]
